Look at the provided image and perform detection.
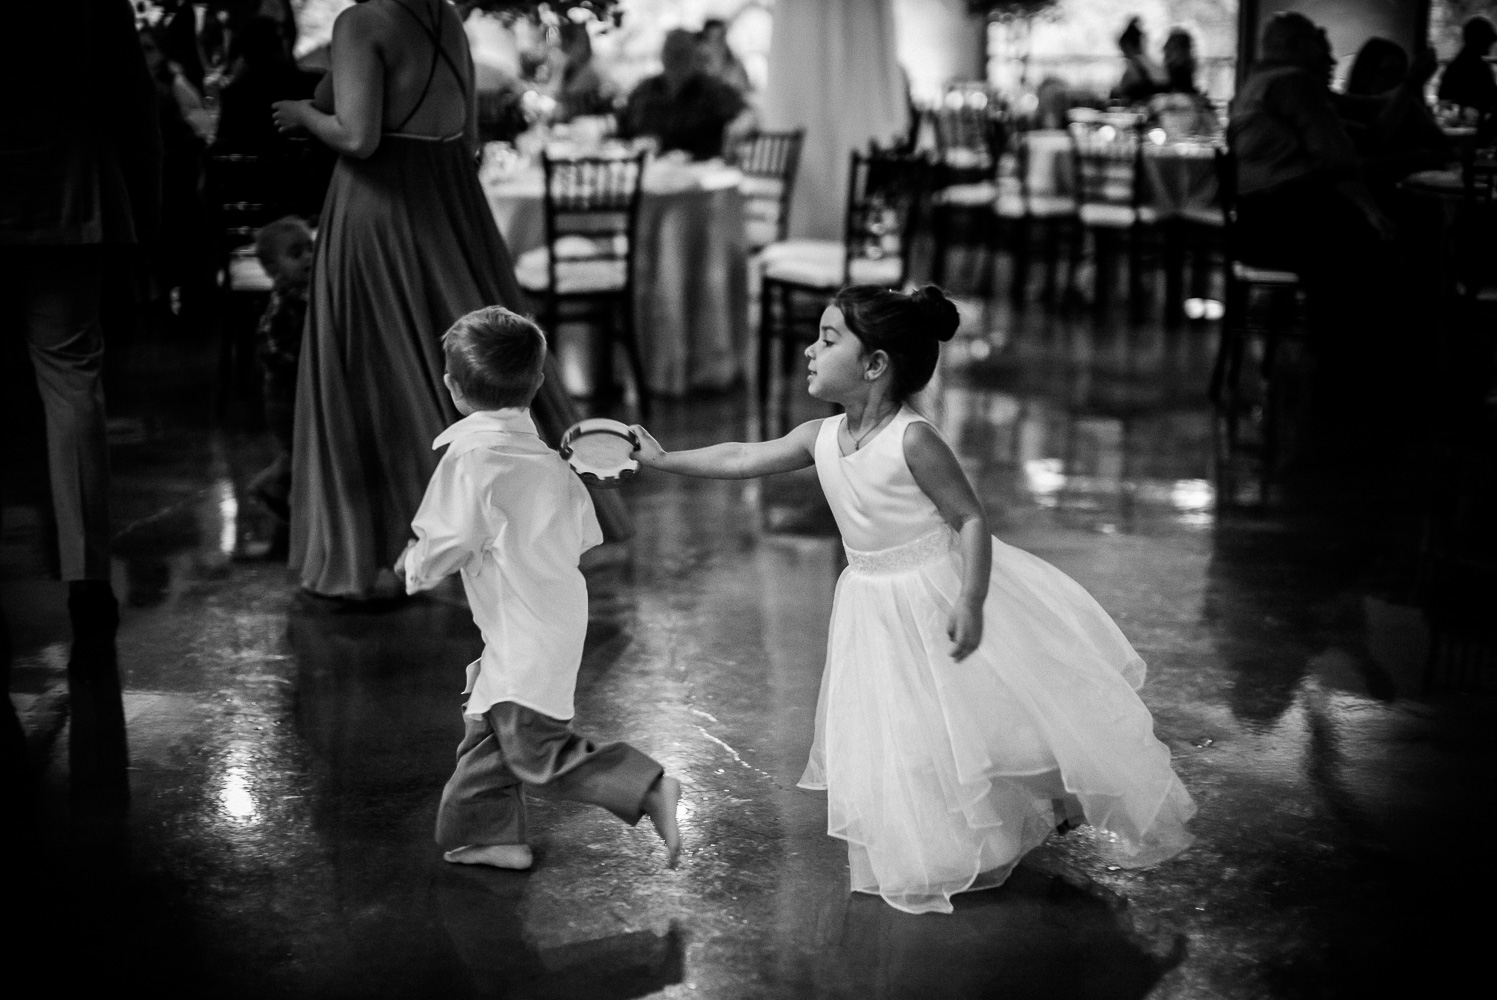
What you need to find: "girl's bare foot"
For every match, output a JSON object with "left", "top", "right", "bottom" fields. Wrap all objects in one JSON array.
[
  {"left": 643, "top": 776, "right": 681, "bottom": 867},
  {"left": 443, "top": 844, "right": 533, "bottom": 869}
]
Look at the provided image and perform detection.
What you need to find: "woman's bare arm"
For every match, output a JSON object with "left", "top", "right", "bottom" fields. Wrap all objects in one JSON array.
[
  {"left": 631, "top": 419, "right": 821, "bottom": 479},
  {"left": 274, "top": 6, "right": 384, "bottom": 158}
]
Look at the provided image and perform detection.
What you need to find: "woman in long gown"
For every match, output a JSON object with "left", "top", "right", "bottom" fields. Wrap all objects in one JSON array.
[{"left": 273, "top": 0, "right": 629, "bottom": 601}]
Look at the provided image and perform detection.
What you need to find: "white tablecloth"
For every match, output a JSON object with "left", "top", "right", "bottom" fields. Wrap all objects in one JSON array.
[
  {"left": 1022, "top": 130, "right": 1220, "bottom": 218},
  {"left": 482, "top": 161, "right": 748, "bottom": 397}
]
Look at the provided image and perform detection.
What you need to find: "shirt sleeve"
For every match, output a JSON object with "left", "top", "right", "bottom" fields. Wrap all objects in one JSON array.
[
  {"left": 576, "top": 482, "right": 604, "bottom": 554},
  {"left": 707, "top": 77, "right": 747, "bottom": 122},
  {"left": 404, "top": 455, "right": 493, "bottom": 592}
]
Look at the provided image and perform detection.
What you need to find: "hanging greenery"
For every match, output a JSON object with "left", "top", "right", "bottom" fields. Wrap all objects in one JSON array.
[
  {"left": 459, "top": 0, "right": 624, "bottom": 25},
  {"left": 965, "top": 0, "right": 1060, "bottom": 22}
]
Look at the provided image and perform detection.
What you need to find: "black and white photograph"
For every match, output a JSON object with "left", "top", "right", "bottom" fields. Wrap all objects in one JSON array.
[{"left": 2, "top": 0, "right": 1493, "bottom": 996}]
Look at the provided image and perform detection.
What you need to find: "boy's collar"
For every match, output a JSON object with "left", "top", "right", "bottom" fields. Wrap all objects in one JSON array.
[{"left": 432, "top": 407, "right": 536, "bottom": 450}]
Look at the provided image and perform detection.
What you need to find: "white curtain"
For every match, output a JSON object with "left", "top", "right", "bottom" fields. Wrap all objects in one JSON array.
[{"left": 762, "top": 0, "right": 911, "bottom": 240}]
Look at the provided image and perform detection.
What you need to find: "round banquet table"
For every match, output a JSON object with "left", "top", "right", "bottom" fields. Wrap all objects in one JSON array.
[
  {"left": 482, "top": 159, "right": 748, "bottom": 398},
  {"left": 1023, "top": 130, "right": 1221, "bottom": 218}
]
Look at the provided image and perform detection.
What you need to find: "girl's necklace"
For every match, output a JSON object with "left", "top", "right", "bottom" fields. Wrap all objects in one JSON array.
[{"left": 847, "top": 408, "right": 895, "bottom": 451}]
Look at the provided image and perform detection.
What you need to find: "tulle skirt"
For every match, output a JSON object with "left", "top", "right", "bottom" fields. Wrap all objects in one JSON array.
[{"left": 799, "top": 528, "right": 1195, "bottom": 915}]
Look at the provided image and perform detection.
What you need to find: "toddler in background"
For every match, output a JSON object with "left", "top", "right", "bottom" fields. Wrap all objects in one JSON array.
[
  {"left": 248, "top": 216, "right": 312, "bottom": 535},
  {"left": 396, "top": 306, "right": 681, "bottom": 870}
]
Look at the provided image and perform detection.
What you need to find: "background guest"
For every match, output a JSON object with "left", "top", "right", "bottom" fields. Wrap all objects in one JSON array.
[
  {"left": 1161, "top": 27, "right": 1201, "bottom": 94},
  {"left": 618, "top": 28, "right": 756, "bottom": 160},
  {"left": 1149, "top": 27, "right": 1219, "bottom": 136},
  {"left": 1437, "top": 15, "right": 1497, "bottom": 117},
  {"left": 1336, "top": 40, "right": 1447, "bottom": 185},
  {"left": 247, "top": 216, "right": 314, "bottom": 542},
  {"left": 1112, "top": 17, "right": 1165, "bottom": 104},
  {"left": 271, "top": 0, "right": 628, "bottom": 604},
  {"left": 700, "top": 17, "right": 751, "bottom": 97},
  {"left": 1, "top": 0, "right": 161, "bottom": 815},
  {"left": 1228, "top": 12, "right": 1398, "bottom": 417},
  {"left": 551, "top": 21, "right": 616, "bottom": 123}
]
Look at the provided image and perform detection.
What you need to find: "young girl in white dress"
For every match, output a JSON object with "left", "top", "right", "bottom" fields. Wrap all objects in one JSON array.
[{"left": 631, "top": 285, "right": 1195, "bottom": 914}]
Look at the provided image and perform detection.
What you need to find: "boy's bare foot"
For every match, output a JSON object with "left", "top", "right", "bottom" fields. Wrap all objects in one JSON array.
[
  {"left": 443, "top": 844, "right": 533, "bottom": 869},
  {"left": 643, "top": 775, "right": 682, "bottom": 868}
]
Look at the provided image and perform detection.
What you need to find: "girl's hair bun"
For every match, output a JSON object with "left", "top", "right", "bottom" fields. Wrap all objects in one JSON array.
[{"left": 911, "top": 285, "right": 960, "bottom": 342}]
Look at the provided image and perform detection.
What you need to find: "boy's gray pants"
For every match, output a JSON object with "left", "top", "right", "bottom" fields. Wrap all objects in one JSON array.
[{"left": 435, "top": 700, "right": 663, "bottom": 849}]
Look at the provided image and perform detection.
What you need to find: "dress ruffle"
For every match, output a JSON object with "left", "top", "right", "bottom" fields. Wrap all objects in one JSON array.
[{"left": 799, "top": 529, "right": 1195, "bottom": 915}]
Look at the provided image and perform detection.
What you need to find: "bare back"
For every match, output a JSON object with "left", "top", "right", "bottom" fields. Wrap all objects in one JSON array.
[{"left": 353, "top": 0, "right": 472, "bottom": 138}]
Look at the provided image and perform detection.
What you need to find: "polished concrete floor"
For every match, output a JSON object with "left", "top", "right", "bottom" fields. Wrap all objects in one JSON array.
[{"left": 4, "top": 282, "right": 1495, "bottom": 999}]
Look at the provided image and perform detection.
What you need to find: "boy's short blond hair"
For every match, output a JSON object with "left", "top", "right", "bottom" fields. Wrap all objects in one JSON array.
[
  {"left": 442, "top": 307, "right": 547, "bottom": 410},
  {"left": 254, "top": 216, "right": 312, "bottom": 271}
]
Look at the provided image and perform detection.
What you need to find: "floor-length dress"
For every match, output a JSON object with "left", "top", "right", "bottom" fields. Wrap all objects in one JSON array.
[
  {"left": 799, "top": 408, "right": 1195, "bottom": 914},
  {"left": 289, "top": 29, "right": 628, "bottom": 598}
]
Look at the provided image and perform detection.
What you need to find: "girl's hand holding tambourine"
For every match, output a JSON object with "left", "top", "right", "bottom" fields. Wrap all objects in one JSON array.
[{"left": 628, "top": 425, "right": 666, "bottom": 467}]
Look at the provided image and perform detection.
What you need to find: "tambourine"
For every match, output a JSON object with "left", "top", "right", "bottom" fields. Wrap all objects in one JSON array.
[{"left": 559, "top": 418, "right": 639, "bottom": 488}]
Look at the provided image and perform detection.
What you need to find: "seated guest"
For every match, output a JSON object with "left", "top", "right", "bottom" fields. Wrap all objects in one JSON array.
[
  {"left": 552, "top": 22, "right": 617, "bottom": 123},
  {"left": 618, "top": 28, "right": 755, "bottom": 160},
  {"left": 1162, "top": 27, "right": 1202, "bottom": 94},
  {"left": 1149, "top": 28, "right": 1219, "bottom": 136},
  {"left": 1344, "top": 36, "right": 1409, "bottom": 97},
  {"left": 700, "top": 18, "right": 751, "bottom": 96},
  {"left": 1437, "top": 16, "right": 1497, "bottom": 116},
  {"left": 1112, "top": 17, "right": 1165, "bottom": 104},
  {"left": 1228, "top": 12, "right": 1398, "bottom": 404},
  {"left": 1331, "top": 39, "right": 1447, "bottom": 183}
]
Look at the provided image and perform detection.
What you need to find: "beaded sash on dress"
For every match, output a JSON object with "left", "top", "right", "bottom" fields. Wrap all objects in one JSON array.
[{"left": 844, "top": 527, "right": 955, "bottom": 575}]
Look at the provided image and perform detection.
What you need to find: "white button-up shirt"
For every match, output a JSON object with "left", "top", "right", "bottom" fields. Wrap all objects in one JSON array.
[{"left": 404, "top": 408, "right": 603, "bottom": 721}]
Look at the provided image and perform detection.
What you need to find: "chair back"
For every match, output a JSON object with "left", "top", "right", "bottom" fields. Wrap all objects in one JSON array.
[
  {"left": 732, "top": 129, "right": 806, "bottom": 250},
  {"left": 930, "top": 94, "right": 1004, "bottom": 187},
  {"left": 207, "top": 153, "right": 282, "bottom": 258},
  {"left": 539, "top": 151, "right": 647, "bottom": 295},
  {"left": 1068, "top": 118, "right": 1144, "bottom": 213},
  {"left": 842, "top": 147, "right": 932, "bottom": 286}
]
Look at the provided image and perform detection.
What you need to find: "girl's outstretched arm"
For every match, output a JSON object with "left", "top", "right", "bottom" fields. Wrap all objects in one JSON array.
[
  {"left": 631, "top": 419, "right": 821, "bottom": 479},
  {"left": 904, "top": 422, "right": 992, "bottom": 662}
]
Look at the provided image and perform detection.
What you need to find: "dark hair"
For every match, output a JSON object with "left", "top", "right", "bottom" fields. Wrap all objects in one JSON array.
[
  {"left": 1119, "top": 17, "right": 1145, "bottom": 54},
  {"left": 442, "top": 307, "right": 547, "bottom": 410},
  {"left": 832, "top": 284, "right": 960, "bottom": 403},
  {"left": 1345, "top": 37, "right": 1407, "bottom": 96},
  {"left": 1463, "top": 16, "right": 1497, "bottom": 48},
  {"left": 254, "top": 215, "right": 312, "bottom": 271}
]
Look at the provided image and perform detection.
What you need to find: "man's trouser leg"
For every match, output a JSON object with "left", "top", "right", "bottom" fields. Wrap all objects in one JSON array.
[{"left": 17, "top": 246, "right": 111, "bottom": 582}]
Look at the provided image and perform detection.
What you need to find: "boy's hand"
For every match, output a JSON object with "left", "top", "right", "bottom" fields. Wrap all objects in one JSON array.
[
  {"left": 629, "top": 425, "right": 666, "bottom": 467},
  {"left": 948, "top": 601, "right": 984, "bottom": 662}
]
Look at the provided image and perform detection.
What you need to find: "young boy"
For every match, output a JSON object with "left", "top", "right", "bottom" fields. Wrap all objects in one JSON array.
[
  {"left": 247, "top": 216, "right": 313, "bottom": 530},
  {"left": 395, "top": 306, "right": 681, "bottom": 869}
]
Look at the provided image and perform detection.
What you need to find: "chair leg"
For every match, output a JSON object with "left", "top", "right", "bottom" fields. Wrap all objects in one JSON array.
[
  {"left": 930, "top": 206, "right": 948, "bottom": 286},
  {"left": 776, "top": 284, "right": 797, "bottom": 436},
  {"left": 1092, "top": 228, "right": 1113, "bottom": 310},
  {"left": 1009, "top": 215, "right": 1032, "bottom": 306},
  {"left": 1127, "top": 224, "right": 1149, "bottom": 321},
  {"left": 1062, "top": 220, "right": 1084, "bottom": 306},
  {"left": 757, "top": 276, "right": 776, "bottom": 438},
  {"left": 976, "top": 210, "right": 997, "bottom": 297},
  {"left": 618, "top": 295, "right": 650, "bottom": 421}
]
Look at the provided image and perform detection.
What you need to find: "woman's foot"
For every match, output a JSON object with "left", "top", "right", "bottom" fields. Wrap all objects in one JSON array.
[
  {"left": 642, "top": 775, "right": 682, "bottom": 868},
  {"left": 443, "top": 844, "right": 533, "bottom": 869}
]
